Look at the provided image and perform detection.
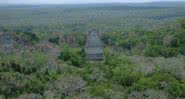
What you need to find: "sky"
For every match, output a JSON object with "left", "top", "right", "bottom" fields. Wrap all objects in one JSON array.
[{"left": 1, "top": 0, "right": 185, "bottom": 4}]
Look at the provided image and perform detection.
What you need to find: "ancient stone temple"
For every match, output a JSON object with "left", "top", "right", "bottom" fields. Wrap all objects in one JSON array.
[
  {"left": 0, "top": 32, "right": 14, "bottom": 53},
  {"left": 85, "top": 30, "right": 103, "bottom": 61}
]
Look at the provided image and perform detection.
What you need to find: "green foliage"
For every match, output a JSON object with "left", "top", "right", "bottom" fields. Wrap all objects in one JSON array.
[
  {"left": 58, "top": 45, "right": 72, "bottom": 61},
  {"left": 78, "top": 63, "right": 107, "bottom": 84},
  {"left": 102, "top": 18, "right": 185, "bottom": 57},
  {"left": 130, "top": 71, "right": 181, "bottom": 97},
  {"left": 144, "top": 45, "right": 162, "bottom": 57},
  {"left": 167, "top": 81, "right": 185, "bottom": 97},
  {"left": 18, "top": 32, "right": 39, "bottom": 44},
  {"left": 0, "top": 72, "right": 29, "bottom": 97},
  {"left": 175, "top": 31, "right": 185, "bottom": 45},
  {"left": 112, "top": 64, "right": 143, "bottom": 86},
  {"left": 131, "top": 72, "right": 175, "bottom": 91},
  {"left": 48, "top": 37, "right": 59, "bottom": 45},
  {"left": 59, "top": 45, "right": 86, "bottom": 67},
  {"left": 20, "top": 52, "right": 48, "bottom": 74},
  {"left": 1, "top": 4, "right": 185, "bottom": 33},
  {"left": 12, "top": 32, "right": 36, "bottom": 46},
  {"left": 70, "top": 54, "right": 85, "bottom": 67},
  {"left": 0, "top": 60, "right": 21, "bottom": 72},
  {"left": 1, "top": 5, "right": 185, "bottom": 99},
  {"left": 104, "top": 48, "right": 131, "bottom": 66},
  {"left": 179, "top": 18, "right": 185, "bottom": 29},
  {"left": 0, "top": 53, "right": 58, "bottom": 98},
  {"left": 27, "top": 75, "right": 47, "bottom": 94},
  {"left": 179, "top": 46, "right": 185, "bottom": 55},
  {"left": 88, "top": 85, "right": 106, "bottom": 97},
  {"left": 87, "top": 84, "right": 112, "bottom": 97},
  {"left": 104, "top": 48, "right": 115, "bottom": 66},
  {"left": 145, "top": 45, "right": 179, "bottom": 57},
  {"left": 131, "top": 78, "right": 158, "bottom": 91}
]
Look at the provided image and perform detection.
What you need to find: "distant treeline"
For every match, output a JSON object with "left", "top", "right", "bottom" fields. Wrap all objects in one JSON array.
[{"left": 0, "top": 3, "right": 185, "bottom": 33}]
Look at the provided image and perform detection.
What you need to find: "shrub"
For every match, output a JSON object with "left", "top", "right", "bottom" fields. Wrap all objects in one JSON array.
[
  {"left": 167, "top": 81, "right": 185, "bottom": 97},
  {"left": 58, "top": 45, "right": 72, "bottom": 61},
  {"left": 104, "top": 48, "right": 131, "bottom": 66},
  {"left": 131, "top": 78, "right": 158, "bottom": 91},
  {"left": 128, "top": 90, "right": 168, "bottom": 99},
  {"left": 48, "top": 37, "right": 59, "bottom": 45},
  {"left": 49, "top": 75, "right": 86, "bottom": 96},
  {"left": 20, "top": 32, "right": 39, "bottom": 44},
  {"left": 119, "top": 39, "right": 138, "bottom": 50},
  {"left": 145, "top": 45, "right": 179, "bottom": 57},
  {"left": 151, "top": 73, "right": 175, "bottom": 83},
  {"left": 88, "top": 85, "right": 106, "bottom": 97},
  {"left": 131, "top": 72, "right": 176, "bottom": 91},
  {"left": 87, "top": 83, "right": 113, "bottom": 97},
  {"left": 17, "top": 93, "right": 43, "bottom": 99},
  {"left": 104, "top": 89, "right": 126, "bottom": 99},
  {"left": 27, "top": 75, "right": 47, "bottom": 93},
  {"left": 153, "top": 57, "right": 185, "bottom": 80},
  {"left": 59, "top": 45, "right": 86, "bottom": 67},
  {"left": 112, "top": 64, "right": 143, "bottom": 86},
  {"left": 70, "top": 52, "right": 85, "bottom": 67},
  {"left": 88, "top": 67, "right": 106, "bottom": 83},
  {"left": 0, "top": 95, "right": 6, "bottom": 99},
  {"left": 70, "top": 92, "right": 103, "bottom": 99},
  {"left": 179, "top": 46, "right": 185, "bottom": 55},
  {"left": 144, "top": 45, "right": 162, "bottom": 57},
  {"left": 44, "top": 91, "right": 57, "bottom": 99},
  {"left": 179, "top": 18, "right": 185, "bottom": 29},
  {"left": 0, "top": 72, "right": 29, "bottom": 97},
  {"left": 0, "top": 52, "right": 49, "bottom": 75}
]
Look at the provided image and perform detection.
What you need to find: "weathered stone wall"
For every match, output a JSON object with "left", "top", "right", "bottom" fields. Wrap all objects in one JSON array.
[{"left": 85, "top": 30, "right": 103, "bottom": 60}]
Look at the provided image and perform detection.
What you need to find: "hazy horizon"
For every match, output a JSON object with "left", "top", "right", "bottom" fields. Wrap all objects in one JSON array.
[{"left": 1, "top": 0, "right": 185, "bottom": 4}]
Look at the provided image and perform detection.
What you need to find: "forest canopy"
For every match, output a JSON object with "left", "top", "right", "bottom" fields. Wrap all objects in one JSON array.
[{"left": 0, "top": 3, "right": 185, "bottom": 99}]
